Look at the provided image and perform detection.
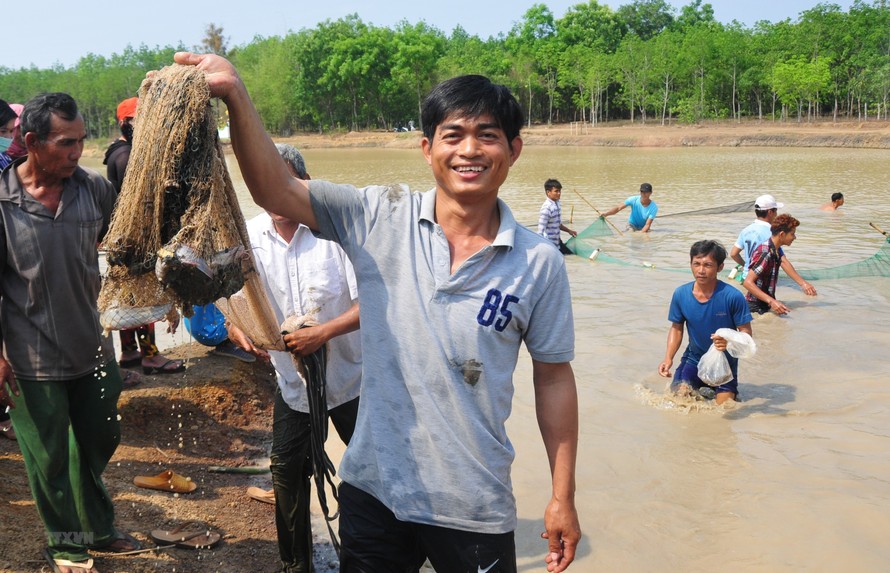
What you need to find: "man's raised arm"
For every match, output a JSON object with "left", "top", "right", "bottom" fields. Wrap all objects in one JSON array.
[{"left": 172, "top": 52, "right": 317, "bottom": 230}]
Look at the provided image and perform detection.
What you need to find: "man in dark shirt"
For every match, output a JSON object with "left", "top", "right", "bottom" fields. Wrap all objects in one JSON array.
[
  {"left": 0, "top": 92, "right": 141, "bottom": 573},
  {"left": 104, "top": 97, "right": 185, "bottom": 378}
]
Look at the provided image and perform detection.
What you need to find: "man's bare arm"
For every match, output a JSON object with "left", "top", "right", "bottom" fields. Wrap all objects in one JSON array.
[
  {"left": 533, "top": 360, "right": 581, "bottom": 572},
  {"left": 729, "top": 245, "right": 744, "bottom": 267}
]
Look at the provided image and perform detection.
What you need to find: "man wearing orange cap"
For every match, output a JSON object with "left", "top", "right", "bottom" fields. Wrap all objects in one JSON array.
[{"left": 104, "top": 97, "right": 186, "bottom": 379}]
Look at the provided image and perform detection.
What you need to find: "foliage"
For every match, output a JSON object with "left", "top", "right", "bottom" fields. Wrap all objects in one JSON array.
[{"left": 3, "top": 1, "right": 890, "bottom": 134}]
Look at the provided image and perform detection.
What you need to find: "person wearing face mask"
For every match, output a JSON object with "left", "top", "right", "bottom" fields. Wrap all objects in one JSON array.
[
  {"left": 4, "top": 102, "right": 25, "bottom": 161},
  {"left": 0, "top": 99, "right": 17, "bottom": 171},
  {"left": 103, "top": 97, "right": 185, "bottom": 379}
]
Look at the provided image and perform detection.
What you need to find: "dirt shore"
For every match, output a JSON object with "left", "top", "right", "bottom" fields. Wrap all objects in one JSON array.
[
  {"left": 269, "top": 118, "right": 890, "bottom": 150},
  {"left": 81, "top": 118, "right": 890, "bottom": 158}
]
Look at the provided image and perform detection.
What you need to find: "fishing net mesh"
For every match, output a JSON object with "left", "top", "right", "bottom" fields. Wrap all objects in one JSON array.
[
  {"left": 568, "top": 205, "right": 890, "bottom": 280},
  {"left": 97, "top": 64, "right": 284, "bottom": 350},
  {"left": 797, "top": 236, "right": 890, "bottom": 280}
]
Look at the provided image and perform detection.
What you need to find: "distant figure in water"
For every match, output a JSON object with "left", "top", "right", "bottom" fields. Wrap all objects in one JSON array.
[{"left": 820, "top": 192, "right": 844, "bottom": 211}]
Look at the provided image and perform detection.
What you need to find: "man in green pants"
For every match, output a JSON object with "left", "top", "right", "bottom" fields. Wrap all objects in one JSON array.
[{"left": 0, "top": 93, "right": 140, "bottom": 573}]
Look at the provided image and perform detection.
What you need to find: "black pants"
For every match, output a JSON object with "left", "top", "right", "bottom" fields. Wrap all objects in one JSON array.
[
  {"left": 339, "top": 483, "right": 517, "bottom": 573},
  {"left": 748, "top": 298, "right": 770, "bottom": 315},
  {"left": 270, "top": 391, "right": 359, "bottom": 573}
]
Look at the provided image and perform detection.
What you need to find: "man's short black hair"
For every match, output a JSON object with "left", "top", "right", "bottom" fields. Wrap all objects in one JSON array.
[
  {"left": 831, "top": 192, "right": 844, "bottom": 202},
  {"left": 640, "top": 182, "right": 653, "bottom": 193},
  {"left": 545, "top": 178, "right": 562, "bottom": 192},
  {"left": 689, "top": 240, "right": 727, "bottom": 265},
  {"left": 421, "top": 75, "right": 523, "bottom": 145},
  {"left": 21, "top": 93, "right": 79, "bottom": 141}
]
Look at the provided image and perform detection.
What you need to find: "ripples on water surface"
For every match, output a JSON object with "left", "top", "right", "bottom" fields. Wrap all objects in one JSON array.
[{"left": 88, "top": 144, "right": 890, "bottom": 571}]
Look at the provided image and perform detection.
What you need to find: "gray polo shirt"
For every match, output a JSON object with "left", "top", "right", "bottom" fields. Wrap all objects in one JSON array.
[
  {"left": 0, "top": 160, "right": 116, "bottom": 380},
  {"left": 309, "top": 181, "right": 574, "bottom": 534}
]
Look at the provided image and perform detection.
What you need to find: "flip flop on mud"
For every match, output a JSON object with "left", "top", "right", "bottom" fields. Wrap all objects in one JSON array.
[
  {"left": 43, "top": 548, "right": 96, "bottom": 573},
  {"left": 142, "top": 359, "right": 185, "bottom": 375},
  {"left": 150, "top": 521, "right": 221, "bottom": 550},
  {"left": 246, "top": 486, "right": 275, "bottom": 504},
  {"left": 133, "top": 469, "right": 197, "bottom": 493}
]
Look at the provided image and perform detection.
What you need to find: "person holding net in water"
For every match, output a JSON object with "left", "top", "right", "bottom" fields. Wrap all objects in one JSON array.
[
  {"left": 537, "top": 178, "right": 576, "bottom": 254},
  {"left": 226, "top": 143, "right": 361, "bottom": 572},
  {"left": 601, "top": 182, "right": 658, "bottom": 232}
]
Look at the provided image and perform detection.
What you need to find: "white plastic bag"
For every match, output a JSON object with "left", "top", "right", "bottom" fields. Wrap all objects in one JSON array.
[
  {"left": 697, "top": 345, "right": 733, "bottom": 386},
  {"left": 715, "top": 327, "right": 757, "bottom": 359},
  {"left": 696, "top": 328, "right": 757, "bottom": 387}
]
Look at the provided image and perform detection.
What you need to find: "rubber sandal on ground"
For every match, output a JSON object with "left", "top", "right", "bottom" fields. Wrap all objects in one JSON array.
[
  {"left": 150, "top": 521, "right": 221, "bottom": 550},
  {"left": 142, "top": 359, "right": 185, "bottom": 375},
  {"left": 43, "top": 548, "right": 96, "bottom": 573},
  {"left": 246, "top": 486, "right": 275, "bottom": 504},
  {"left": 133, "top": 469, "right": 197, "bottom": 493},
  {"left": 89, "top": 531, "right": 142, "bottom": 553},
  {"left": 121, "top": 370, "right": 141, "bottom": 389}
]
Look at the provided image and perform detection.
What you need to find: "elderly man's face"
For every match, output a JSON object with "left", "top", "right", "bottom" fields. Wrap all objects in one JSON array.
[{"left": 28, "top": 112, "right": 86, "bottom": 179}]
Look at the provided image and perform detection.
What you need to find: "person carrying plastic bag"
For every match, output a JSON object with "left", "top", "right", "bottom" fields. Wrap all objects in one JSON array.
[{"left": 659, "top": 240, "right": 753, "bottom": 404}]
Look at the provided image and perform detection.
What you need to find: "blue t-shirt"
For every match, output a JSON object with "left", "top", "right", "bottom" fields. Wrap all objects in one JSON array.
[
  {"left": 733, "top": 220, "right": 771, "bottom": 278},
  {"left": 624, "top": 195, "right": 658, "bottom": 229},
  {"left": 667, "top": 280, "right": 752, "bottom": 376}
]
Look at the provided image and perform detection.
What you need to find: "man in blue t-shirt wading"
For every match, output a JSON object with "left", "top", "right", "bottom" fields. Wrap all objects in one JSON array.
[
  {"left": 659, "top": 240, "right": 753, "bottom": 405},
  {"left": 602, "top": 182, "right": 658, "bottom": 232}
]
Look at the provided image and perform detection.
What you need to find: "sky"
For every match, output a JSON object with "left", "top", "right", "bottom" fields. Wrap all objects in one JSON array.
[{"left": 8, "top": 0, "right": 856, "bottom": 70}]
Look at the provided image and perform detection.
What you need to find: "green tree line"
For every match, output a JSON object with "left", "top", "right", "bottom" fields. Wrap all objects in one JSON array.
[{"left": 2, "top": 0, "right": 889, "bottom": 139}]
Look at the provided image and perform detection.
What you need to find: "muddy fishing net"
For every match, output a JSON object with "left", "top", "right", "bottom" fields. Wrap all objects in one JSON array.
[{"left": 97, "top": 64, "right": 284, "bottom": 350}]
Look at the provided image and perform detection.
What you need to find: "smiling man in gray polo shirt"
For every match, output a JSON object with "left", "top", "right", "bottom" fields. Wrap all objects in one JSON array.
[{"left": 174, "top": 52, "right": 581, "bottom": 573}]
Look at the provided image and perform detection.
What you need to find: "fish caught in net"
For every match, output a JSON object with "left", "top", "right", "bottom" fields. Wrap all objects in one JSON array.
[{"left": 97, "top": 64, "right": 284, "bottom": 350}]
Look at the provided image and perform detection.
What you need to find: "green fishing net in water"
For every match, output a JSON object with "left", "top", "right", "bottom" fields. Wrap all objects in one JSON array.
[
  {"left": 567, "top": 207, "right": 890, "bottom": 281},
  {"left": 797, "top": 236, "right": 890, "bottom": 280}
]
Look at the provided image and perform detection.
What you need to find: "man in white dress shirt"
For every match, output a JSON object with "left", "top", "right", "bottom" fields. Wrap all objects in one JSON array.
[{"left": 228, "top": 144, "right": 361, "bottom": 572}]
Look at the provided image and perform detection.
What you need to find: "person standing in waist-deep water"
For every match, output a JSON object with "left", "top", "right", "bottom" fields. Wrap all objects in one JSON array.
[
  {"left": 170, "top": 52, "right": 581, "bottom": 573},
  {"left": 601, "top": 182, "right": 658, "bottom": 232},
  {"left": 0, "top": 92, "right": 142, "bottom": 573},
  {"left": 537, "top": 178, "right": 577, "bottom": 254},
  {"left": 729, "top": 194, "right": 816, "bottom": 298},
  {"left": 743, "top": 214, "right": 809, "bottom": 316}
]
